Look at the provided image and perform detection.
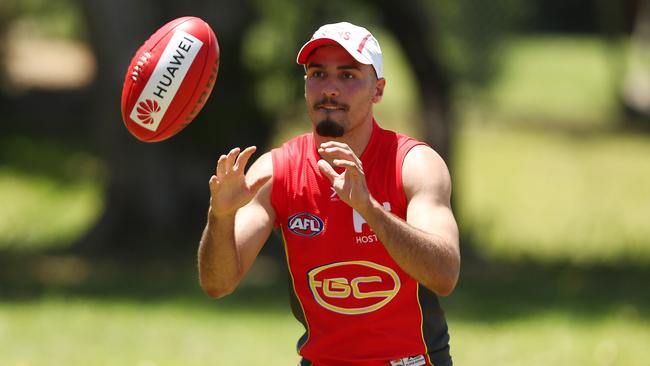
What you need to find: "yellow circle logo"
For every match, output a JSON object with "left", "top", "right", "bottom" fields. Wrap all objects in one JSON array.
[{"left": 308, "top": 261, "right": 400, "bottom": 315}]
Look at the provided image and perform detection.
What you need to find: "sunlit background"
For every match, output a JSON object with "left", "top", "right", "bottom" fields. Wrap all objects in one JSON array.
[{"left": 1, "top": 0, "right": 649, "bottom": 365}]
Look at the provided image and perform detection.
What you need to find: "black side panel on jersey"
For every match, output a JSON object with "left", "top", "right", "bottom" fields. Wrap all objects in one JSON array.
[
  {"left": 418, "top": 286, "right": 452, "bottom": 366},
  {"left": 288, "top": 273, "right": 310, "bottom": 351}
]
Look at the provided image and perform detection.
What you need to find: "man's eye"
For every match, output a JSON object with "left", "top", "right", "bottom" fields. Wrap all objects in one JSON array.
[
  {"left": 311, "top": 71, "right": 325, "bottom": 78},
  {"left": 341, "top": 72, "right": 354, "bottom": 79}
]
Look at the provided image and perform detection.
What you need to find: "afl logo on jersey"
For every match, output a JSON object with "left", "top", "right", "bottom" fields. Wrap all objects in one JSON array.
[{"left": 288, "top": 212, "right": 324, "bottom": 237}]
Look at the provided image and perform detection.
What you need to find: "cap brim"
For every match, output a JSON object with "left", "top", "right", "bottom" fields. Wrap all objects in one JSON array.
[{"left": 296, "top": 38, "right": 372, "bottom": 65}]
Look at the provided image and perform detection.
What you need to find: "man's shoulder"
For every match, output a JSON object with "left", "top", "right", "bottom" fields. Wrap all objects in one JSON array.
[
  {"left": 394, "top": 130, "right": 426, "bottom": 149},
  {"left": 402, "top": 144, "right": 451, "bottom": 200},
  {"left": 375, "top": 124, "right": 426, "bottom": 150},
  {"left": 247, "top": 151, "right": 273, "bottom": 179}
]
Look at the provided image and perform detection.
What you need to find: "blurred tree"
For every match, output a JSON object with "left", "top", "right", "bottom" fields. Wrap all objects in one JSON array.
[
  {"left": 373, "top": 0, "right": 453, "bottom": 161},
  {"left": 377, "top": 0, "right": 526, "bottom": 161},
  {"left": 1, "top": 0, "right": 518, "bottom": 257},
  {"left": 0, "top": 1, "right": 13, "bottom": 95},
  {"left": 621, "top": 0, "right": 650, "bottom": 123},
  {"left": 255, "top": 0, "right": 463, "bottom": 161},
  {"left": 75, "top": 0, "right": 472, "bottom": 256},
  {"left": 75, "top": 0, "right": 273, "bottom": 256},
  {"left": 524, "top": 0, "right": 602, "bottom": 33}
]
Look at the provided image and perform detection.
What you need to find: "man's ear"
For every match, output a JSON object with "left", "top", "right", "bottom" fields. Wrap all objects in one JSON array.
[{"left": 372, "top": 78, "right": 386, "bottom": 103}]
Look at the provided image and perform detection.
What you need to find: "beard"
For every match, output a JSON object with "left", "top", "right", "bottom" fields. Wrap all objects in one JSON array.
[
  {"left": 316, "top": 118, "right": 345, "bottom": 137},
  {"left": 313, "top": 97, "right": 347, "bottom": 138}
]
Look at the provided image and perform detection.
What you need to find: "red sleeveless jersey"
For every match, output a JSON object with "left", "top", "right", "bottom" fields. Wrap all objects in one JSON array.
[{"left": 271, "top": 121, "right": 452, "bottom": 366}]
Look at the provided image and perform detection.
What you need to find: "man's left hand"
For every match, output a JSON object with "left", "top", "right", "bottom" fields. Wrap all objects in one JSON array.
[{"left": 317, "top": 141, "right": 374, "bottom": 214}]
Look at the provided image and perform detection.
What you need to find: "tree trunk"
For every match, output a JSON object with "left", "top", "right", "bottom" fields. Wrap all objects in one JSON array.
[
  {"left": 75, "top": 0, "right": 272, "bottom": 256},
  {"left": 374, "top": 0, "right": 454, "bottom": 164},
  {"left": 621, "top": 0, "right": 650, "bottom": 122}
]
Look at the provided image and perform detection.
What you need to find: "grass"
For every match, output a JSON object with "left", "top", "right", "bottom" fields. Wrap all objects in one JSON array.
[
  {"left": 450, "top": 35, "right": 650, "bottom": 265},
  {"left": 451, "top": 314, "right": 650, "bottom": 365},
  {"left": 484, "top": 35, "right": 623, "bottom": 127},
  {"left": 0, "top": 297, "right": 303, "bottom": 366},
  {"left": 0, "top": 259, "right": 648, "bottom": 366},
  {"left": 1, "top": 296, "right": 646, "bottom": 366},
  {"left": 449, "top": 264, "right": 650, "bottom": 366},
  {"left": 0, "top": 256, "right": 305, "bottom": 366},
  {"left": 454, "top": 122, "right": 650, "bottom": 265}
]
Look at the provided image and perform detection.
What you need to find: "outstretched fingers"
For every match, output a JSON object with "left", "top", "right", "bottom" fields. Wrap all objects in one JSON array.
[
  {"left": 234, "top": 146, "right": 257, "bottom": 172},
  {"left": 217, "top": 146, "right": 256, "bottom": 178},
  {"left": 224, "top": 147, "right": 240, "bottom": 174},
  {"left": 216, "top": 154, "right": 228, "bottom": 177}
]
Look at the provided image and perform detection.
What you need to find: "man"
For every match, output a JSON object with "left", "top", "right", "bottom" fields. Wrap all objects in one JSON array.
[{"left": 198, "top": 22, "right": 460, "bottom": 366}]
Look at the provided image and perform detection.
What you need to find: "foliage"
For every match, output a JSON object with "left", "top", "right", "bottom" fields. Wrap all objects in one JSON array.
[
  {"left": 2, "top": 36, "right": 648, "bottom": 266},
  {"left": 0, "top": 137, "right": 104, "bottom": 250},
  {"left": 454, "top": 36, "right": 650, "bottom": 265},
  {"left": 0, "top": 26, "right": 649, "bottom": 364},
  {"left": 428, "top": 0, "right": 528, "bottom": 87},
  {"left": 1, "top": 0, "right": 85, "bottom": 40},
  {"left": 243, "top": 0, "right": 384, "bottom": 122}
]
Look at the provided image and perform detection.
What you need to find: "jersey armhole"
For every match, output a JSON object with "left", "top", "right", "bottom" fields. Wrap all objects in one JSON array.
[
  {"left": 397, "top": 140, "right": 429, "bottom": 210},
  {"left": 271, "top": 147, "right": 286, "bottom": 228}
]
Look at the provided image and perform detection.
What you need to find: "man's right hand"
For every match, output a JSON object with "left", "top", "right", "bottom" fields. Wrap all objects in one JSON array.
[{"left": 209, "top": 146, "right": 271, "bottom": 218}]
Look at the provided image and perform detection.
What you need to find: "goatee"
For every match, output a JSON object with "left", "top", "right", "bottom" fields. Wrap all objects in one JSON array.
[{"left": 316, "top": 119, "right": 344, "bottom": 137}]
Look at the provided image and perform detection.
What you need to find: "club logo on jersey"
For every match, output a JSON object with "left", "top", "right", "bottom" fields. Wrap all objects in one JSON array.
[
  {"left": 308, "top": 261, "right": 400, "bottom": 315},
  {"left": 288, "top": 212, "right": 324, "bottom": 237},
  {"left": 352, "top": 201, "right": 391, "bottom": 244},
  {"left": 353, "top": 201, "right": 391, "bottom": 233}
]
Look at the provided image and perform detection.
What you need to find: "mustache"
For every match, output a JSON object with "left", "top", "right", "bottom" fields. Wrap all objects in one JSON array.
[{"left": 313, "top": 98, "right": 349, "bottom": 111}]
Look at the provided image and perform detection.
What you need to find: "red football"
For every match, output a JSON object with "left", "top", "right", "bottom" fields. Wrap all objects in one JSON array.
[{"left": 121, "top": 16, "right": 219, "bottom": 142}]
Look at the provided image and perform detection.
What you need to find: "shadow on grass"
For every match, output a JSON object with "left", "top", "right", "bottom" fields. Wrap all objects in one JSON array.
[
  {"left": 444, "top": 258, "right": 650, "bottom": 324},
  {"left": 1, "top": 251, "right": 648, "bottom": 322},
  {"left": 0, "top": 252, "right": 292, "bottom": 314}
]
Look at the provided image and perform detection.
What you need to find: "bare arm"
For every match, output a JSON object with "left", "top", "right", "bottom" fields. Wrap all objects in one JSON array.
[
  {"left": 198, "top": 147, "right": 275, "bottom": 298},
  {"left": 364, "top": 145, "right": 459, "bottom": 295},
  {"left": 318, "top": 143, "right": 460, "bottom": 296}
]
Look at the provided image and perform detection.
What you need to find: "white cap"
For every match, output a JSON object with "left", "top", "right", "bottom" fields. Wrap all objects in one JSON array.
[{"left": 296, "top": 22, "right": 383, "bottom": 79}]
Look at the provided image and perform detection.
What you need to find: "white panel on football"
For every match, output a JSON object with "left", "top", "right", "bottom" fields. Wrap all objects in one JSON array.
[{"left": 130, "top": 30, "right": 204, "bottom": 132}]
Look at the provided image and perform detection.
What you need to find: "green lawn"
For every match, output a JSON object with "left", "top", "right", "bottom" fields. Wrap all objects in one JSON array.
[
  {"left": 1, "top": 260, "right": 648, "bottom": 366},
  {"left": 452, "top": 36, "right": 650, "bottom": 265},
  {"left": 0, "top": 297, "right": 303, "bottom": 366},
  {"left": 452, "top": 314, "right": 650, "bottom": 366},
  {"left": 1, "top": 298, "right": 647, "bottom": 366},
  {"left": 454, "top": 122, "right": 650, "bottom": 265},
  {"left": 484, "top": 35, "right": 623, "bottom": 127}
]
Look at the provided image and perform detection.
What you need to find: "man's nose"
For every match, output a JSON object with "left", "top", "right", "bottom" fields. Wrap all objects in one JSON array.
[{"left": 322, "top": 81, "right": 340, "bottom": 98}]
